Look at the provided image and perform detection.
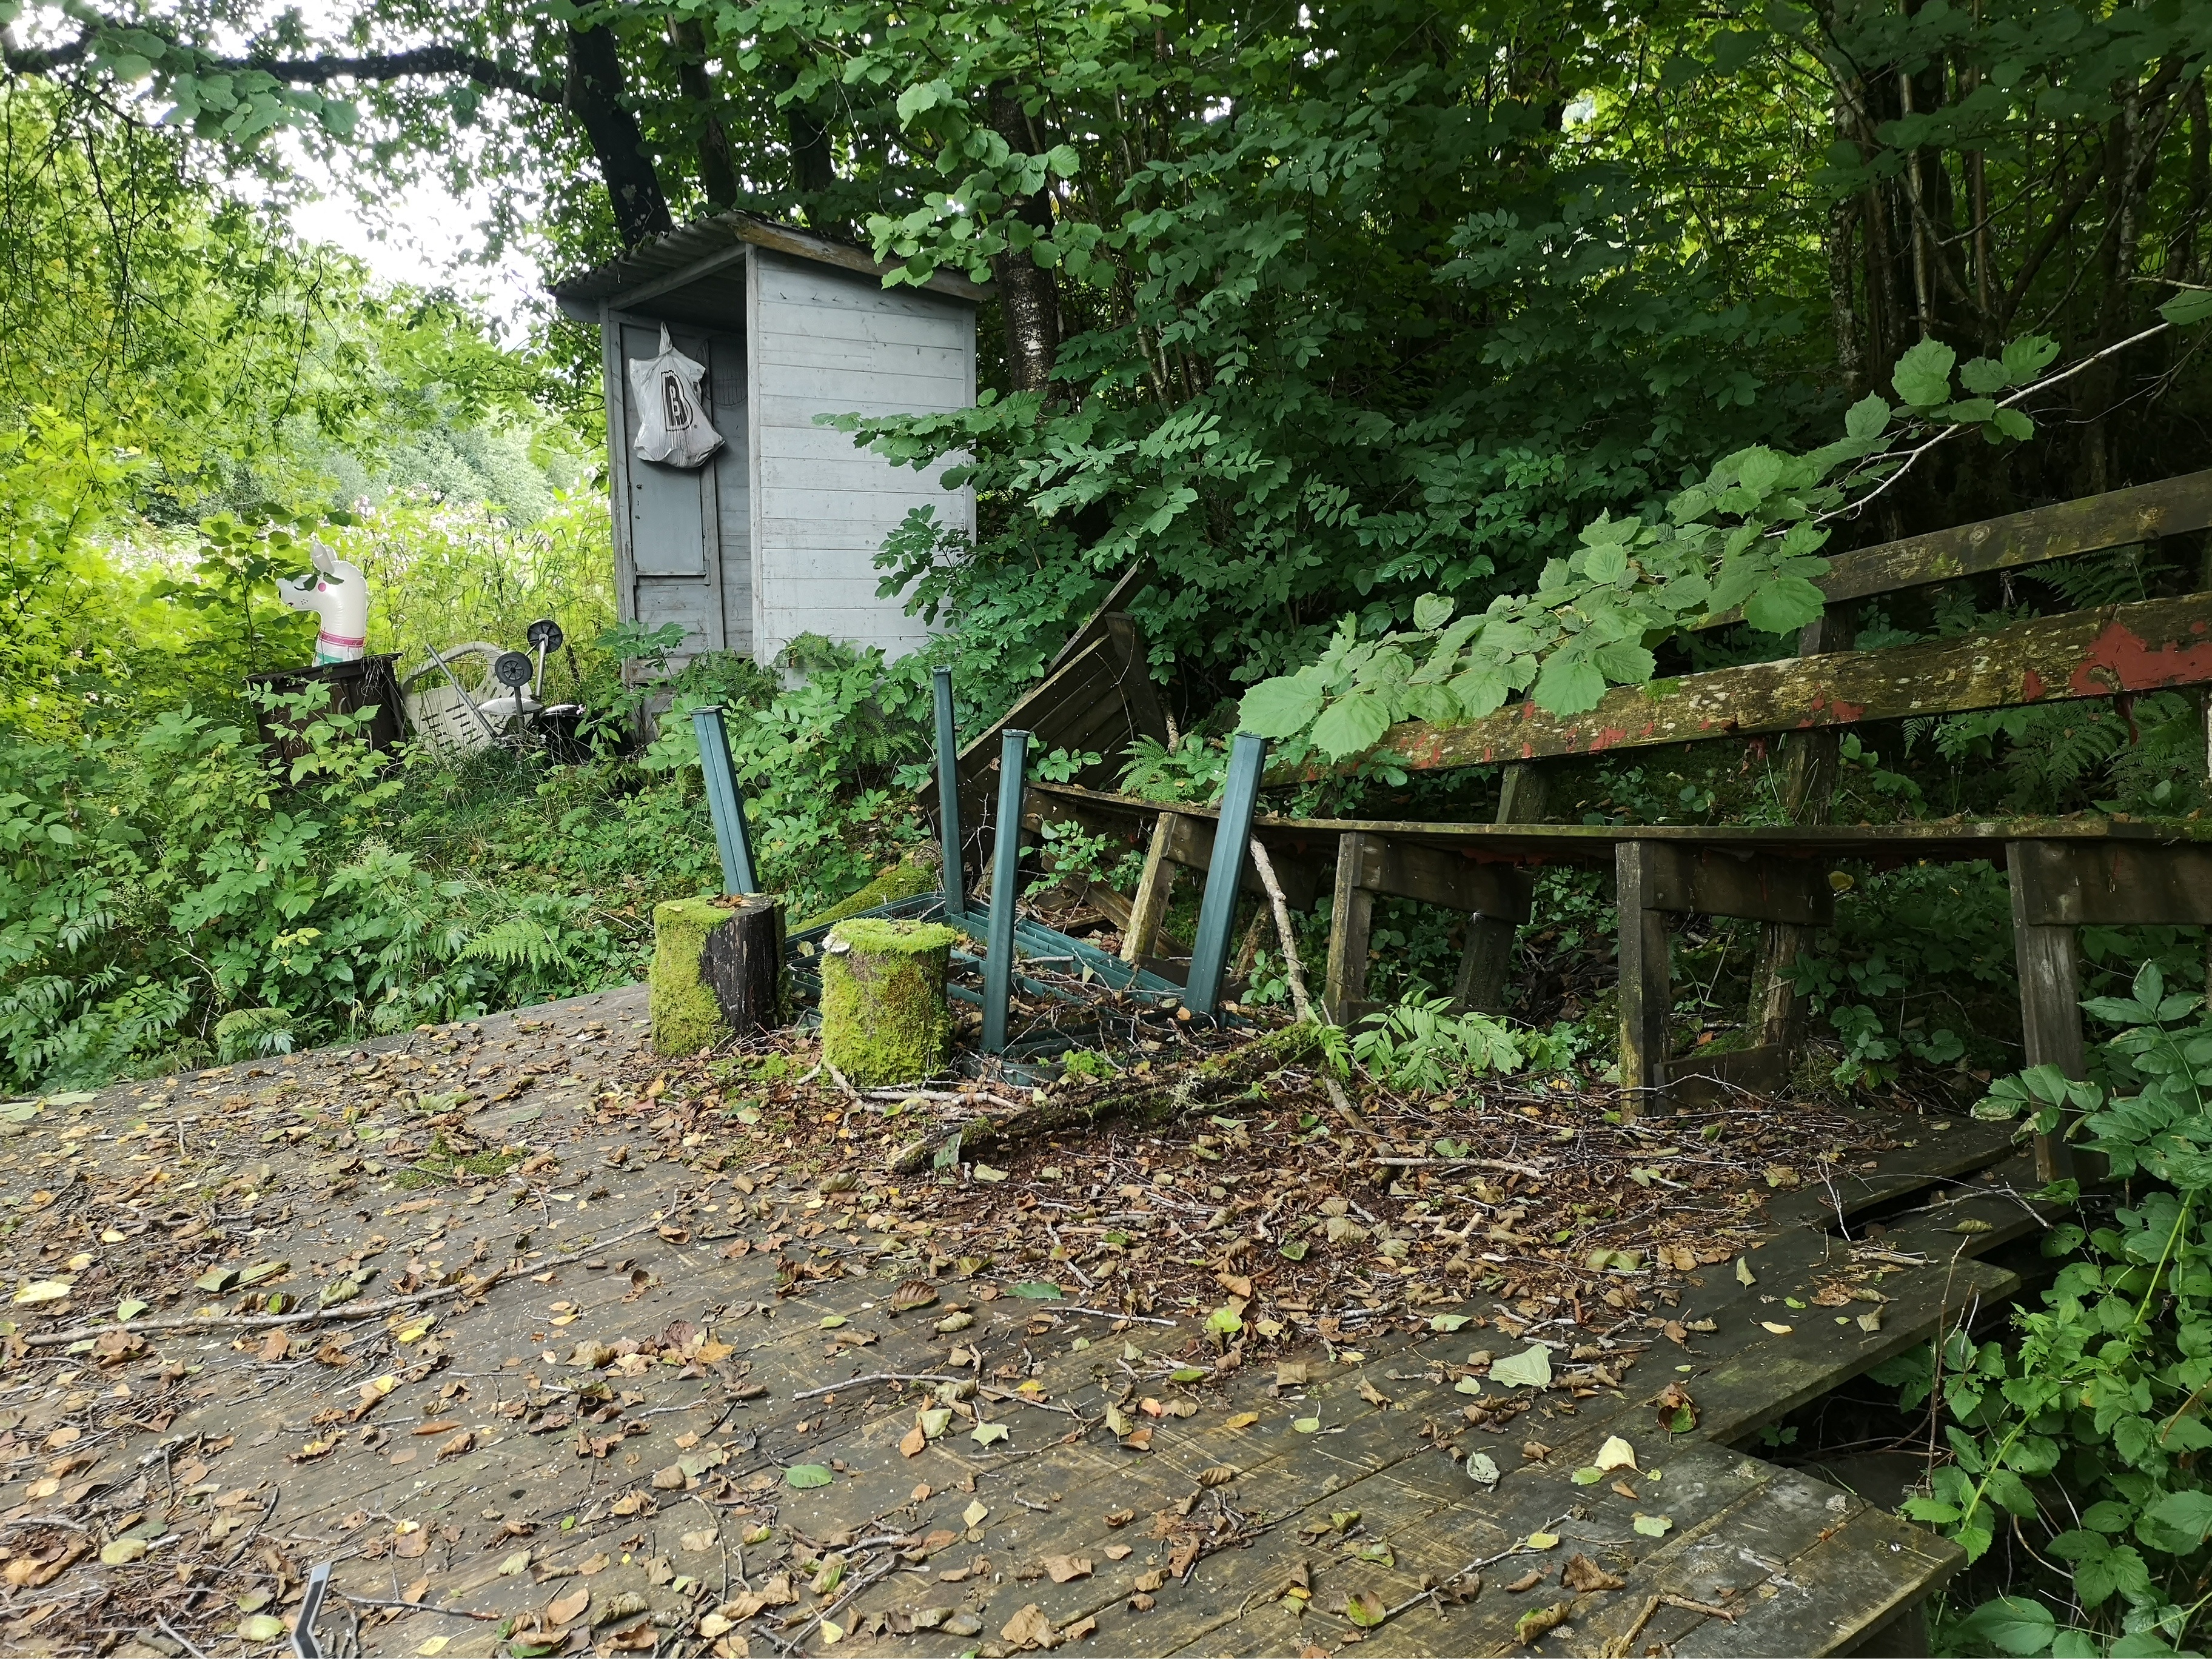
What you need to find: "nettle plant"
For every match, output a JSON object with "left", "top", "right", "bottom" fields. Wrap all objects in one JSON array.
[
  {"left": 1235, "top": 331, "right": 2076, "bottom": 764},
  {"left": 1876, "top": 964, "right": 2212, "bottom": 1654}
]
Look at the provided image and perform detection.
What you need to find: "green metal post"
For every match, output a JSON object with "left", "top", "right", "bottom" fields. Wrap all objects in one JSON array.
[
  {"left": 981, "top": 729, "right": 1031, "bottom": 1055},
  {"left": 691, "top": 704, "right": 759, "bottom": 895},
  {"left": 933, "top": 667, "right": 967, "bottom": 920},
  {"left": 1182, "top": 732, "right": 1267, "bottom": 1017}
]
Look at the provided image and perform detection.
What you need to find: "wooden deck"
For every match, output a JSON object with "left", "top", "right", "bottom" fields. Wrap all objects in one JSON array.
[{"left": 0, "top": 987, "right": 2045, "bottom": 1657}]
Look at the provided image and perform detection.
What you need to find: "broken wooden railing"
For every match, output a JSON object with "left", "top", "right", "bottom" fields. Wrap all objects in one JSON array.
[{"left": 1023, "top": 470, "right": 2212, "bottom": 1175}]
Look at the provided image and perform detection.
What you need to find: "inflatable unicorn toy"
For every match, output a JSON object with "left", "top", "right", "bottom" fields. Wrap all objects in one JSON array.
[{"left": 276, "top": 540, "right": 368, "bottom": 664}]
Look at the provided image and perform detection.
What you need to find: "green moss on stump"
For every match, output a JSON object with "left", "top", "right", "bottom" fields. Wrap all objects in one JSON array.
[
  {"left": 820, "top": 919, "right": 959, "bottom": 1086},
  {"left": 651, "top": 896, "right": 736, "bottom": 1056},
  {"left": 796, "top": 853, "right": 940, "bottom": 934}
]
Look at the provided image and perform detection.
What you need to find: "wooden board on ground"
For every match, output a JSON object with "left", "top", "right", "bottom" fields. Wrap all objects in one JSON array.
[{"left": 0, "top": 989, "right": 2032, "bottom": 1658}]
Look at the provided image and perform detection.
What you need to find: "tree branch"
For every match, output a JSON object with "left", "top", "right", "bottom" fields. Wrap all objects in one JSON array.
[
  {"left": 210, "top": 45, "right": 560, "bottom": 106},
  {"left": 0, "top": 25, "right": 95, "bottom": 77}
]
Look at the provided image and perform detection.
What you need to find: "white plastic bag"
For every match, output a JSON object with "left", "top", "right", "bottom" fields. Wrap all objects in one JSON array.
[{"left": 628, "top": 324, "right": 724, "bottom": 469}]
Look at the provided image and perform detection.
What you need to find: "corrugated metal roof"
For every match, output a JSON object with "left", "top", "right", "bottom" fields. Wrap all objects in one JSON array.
[{"left": 548, "top": 212, "right": 991, "bottom": 310}]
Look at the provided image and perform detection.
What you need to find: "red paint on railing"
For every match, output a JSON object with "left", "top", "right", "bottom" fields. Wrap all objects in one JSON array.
[{"left": 2068, "top": 620, "right": 2212, "bottom": 698}]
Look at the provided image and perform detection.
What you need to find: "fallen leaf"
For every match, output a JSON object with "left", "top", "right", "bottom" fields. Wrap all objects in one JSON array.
[
  {"left": 1632, "top": 1514, "right": 1674, "bottom": 1537},
  {"left": 900, "top": 1425, "right": 927, "bottom": 1458},
  {"left": 1735, "top": 1256, "right": 1756, "bottom": 1286},
  {"left": 963, "top": 1500, "right": 989, "bottom": 1529},
  {"left": 784, "top": 1465, "right": 835, "bottom": 1489},
  {"left": 1524, "top": 1532, "right": 1559, "bottom": 1549},
  {"left": 1504, "top": 1569, "right": 1546, "bottom": 1594},
  {"left": 1516, "top": 1602, "right": 1572, "bottom": 1645},
  {"left": 1001, "top": 1603, "right": 1053, "bottom": 1649},
  {"left": 1594, "top": 1434, "right": 1638, "bottom": 1471},
  {"left": 12, "top": 1280, "right": 72, "bottom": 1305},
  {"left": 1760, "top": 1321, "right": 1794, "bottom": 1335},
  {"left": 1344, "top": 1591, "right": 1388, "bottom": 1628},
  {"left": 1042, "top": 1554, "right": 1092, "bottom": 1583},
  {"left": 548, "top": 1586, "right": 590, "bottom": 1625},
  {"left": 1561, "top": 1553, "right": 1624, "bottom": 1592},
  {"left": 1487, "top": 1344, "right": 1553, "bottom": 1389},
  {"left": 99, "top": 1539, "right": 148, "bottom": 1566}
]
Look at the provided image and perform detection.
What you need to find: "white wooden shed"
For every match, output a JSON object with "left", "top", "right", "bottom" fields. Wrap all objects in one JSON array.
[{"left": 549, "top": 215, "right": 985, "bottom": 672}]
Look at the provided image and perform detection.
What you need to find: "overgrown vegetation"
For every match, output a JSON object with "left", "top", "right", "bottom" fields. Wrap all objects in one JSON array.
[
  {"left": 1, "top": 4, "right": 2211, "bottom": 1646},
  {"left": 1868, "top": 969, "right": 2212, "bottom": 1656}
]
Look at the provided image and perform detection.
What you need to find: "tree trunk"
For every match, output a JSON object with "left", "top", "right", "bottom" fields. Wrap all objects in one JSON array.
[
  {"left": 820, "top": 920, "right": 959, "bottom": 1086},
  {"left": 789, "top": 102, "right": 840, "bottom": 218},
  {"left": 564, "top": 24, "right": 674, "bottom": 249},
  {"left": 987, "top": 85, "right": 1062, "bottom": 394},
  {"left": 651, "top": 895, "right": 786, "bottom": 1055},
  {"left": 667, "top": 19, "right": 738, "bottom": 210},
  {"left": 701, "top": 895, "right": 786, "bottom": 1037}
]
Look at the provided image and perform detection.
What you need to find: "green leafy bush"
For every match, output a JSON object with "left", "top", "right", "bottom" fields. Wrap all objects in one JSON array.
[
  {"left": 1876, "top": 965, "right": 2212, "bottom": 1654},
  {"left": 1235, "top": 337, "right": 2060, "bottom": 763},
  {"left": 1349, "top": 992, "right": 1582, "bottom": 1095}
]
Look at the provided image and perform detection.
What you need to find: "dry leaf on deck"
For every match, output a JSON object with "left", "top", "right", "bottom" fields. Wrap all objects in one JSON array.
[
  {"left": 1001, "top": 1603, "right": 1054, "bottom": 1649},
  {"left": 548, "top": 1586, "right": 591, "bottom": 1626}
]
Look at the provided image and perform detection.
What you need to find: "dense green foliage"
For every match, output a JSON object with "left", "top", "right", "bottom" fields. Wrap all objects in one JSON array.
[
  {"left": 1875, "top": 970, "right": 2212, "bottom": 1654},
  {"left": 2, "top": 6, "right": 2212, "bottom": 1649}
]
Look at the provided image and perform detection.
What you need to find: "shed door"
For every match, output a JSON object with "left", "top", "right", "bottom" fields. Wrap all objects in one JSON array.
[{"left": 618, "top": 321, "right": 717, "bottom": 578}]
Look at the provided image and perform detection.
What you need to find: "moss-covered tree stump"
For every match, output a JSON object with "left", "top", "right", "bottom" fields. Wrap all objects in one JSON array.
[
  {"left": 820, "top": 919, "right": 959, "bottom": 1086},
  {"left": 651, "top": 894, "right": 785, "bottom": 1056}
]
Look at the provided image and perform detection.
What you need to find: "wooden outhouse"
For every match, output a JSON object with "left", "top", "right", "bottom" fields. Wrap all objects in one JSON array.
[{"left": 549, "top": 215, "right": 986, "bottom": 672}]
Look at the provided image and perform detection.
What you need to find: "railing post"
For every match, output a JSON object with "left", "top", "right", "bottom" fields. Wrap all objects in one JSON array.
[
  {"left": 933, "top": 666, "right": 967, "bottom": 921},
  {"left": 691, "top": 704, "right": 759, "bottom": 896},
  {"left": 1184, "top": 732, "right": 1267, "bottom": 1017},
  {"left": 980, "top": 729, "right": 1031, "bottom": 1056}
]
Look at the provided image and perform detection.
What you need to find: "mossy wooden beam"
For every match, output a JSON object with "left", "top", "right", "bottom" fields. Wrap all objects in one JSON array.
[
  {"left": 1347, "top": 593, "right": 2212, "bottom": 775},
  {"left": 793, "top": 854, "right": 940, "bottom": 935},
  {"left": 820, "top": 919, "right": 959, "bottom": 1086},
  {"left": 1701, "top": 468, "right": 2212, "bottom": 630},
  {"left": 886, "top": 1021, "right": 1326, "bottom": 1172}
]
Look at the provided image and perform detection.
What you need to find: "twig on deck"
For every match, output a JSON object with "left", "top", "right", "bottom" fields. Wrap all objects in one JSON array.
[
  {"left": 1245, "top": 837, "right": 1377, "bottom": 1141},
  {"left": 332, "top": 1591, "right": 504, "bottom": 1622},
  {"left": 1373, "top": 1155, "right": 1549, "bottom": 1178},
  {"left": 1373, "top": 1515, "right": 1578, "bottom": 1627},
  {"left": 773, "top": 1551, "right": 900, "bottom": 1653},
  {"left": 1059, "top": 1305, "right": 1176, "bottom": 1326},
  {"left": 154, "top": 1615, "right": 208, "bottom": 1659},
  {"left": 22, "top": 1217, "right": 668, "bottom": 1348},
  {"left": 791, "top": 1372, "right": 965, "bottom": 1402},
  {"left": 1602, "top": 1591, "right": 1737, "bottom": 1657},
  {"left": 1245, "top": 840, "right": 1316, "bottom": 1026}
]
